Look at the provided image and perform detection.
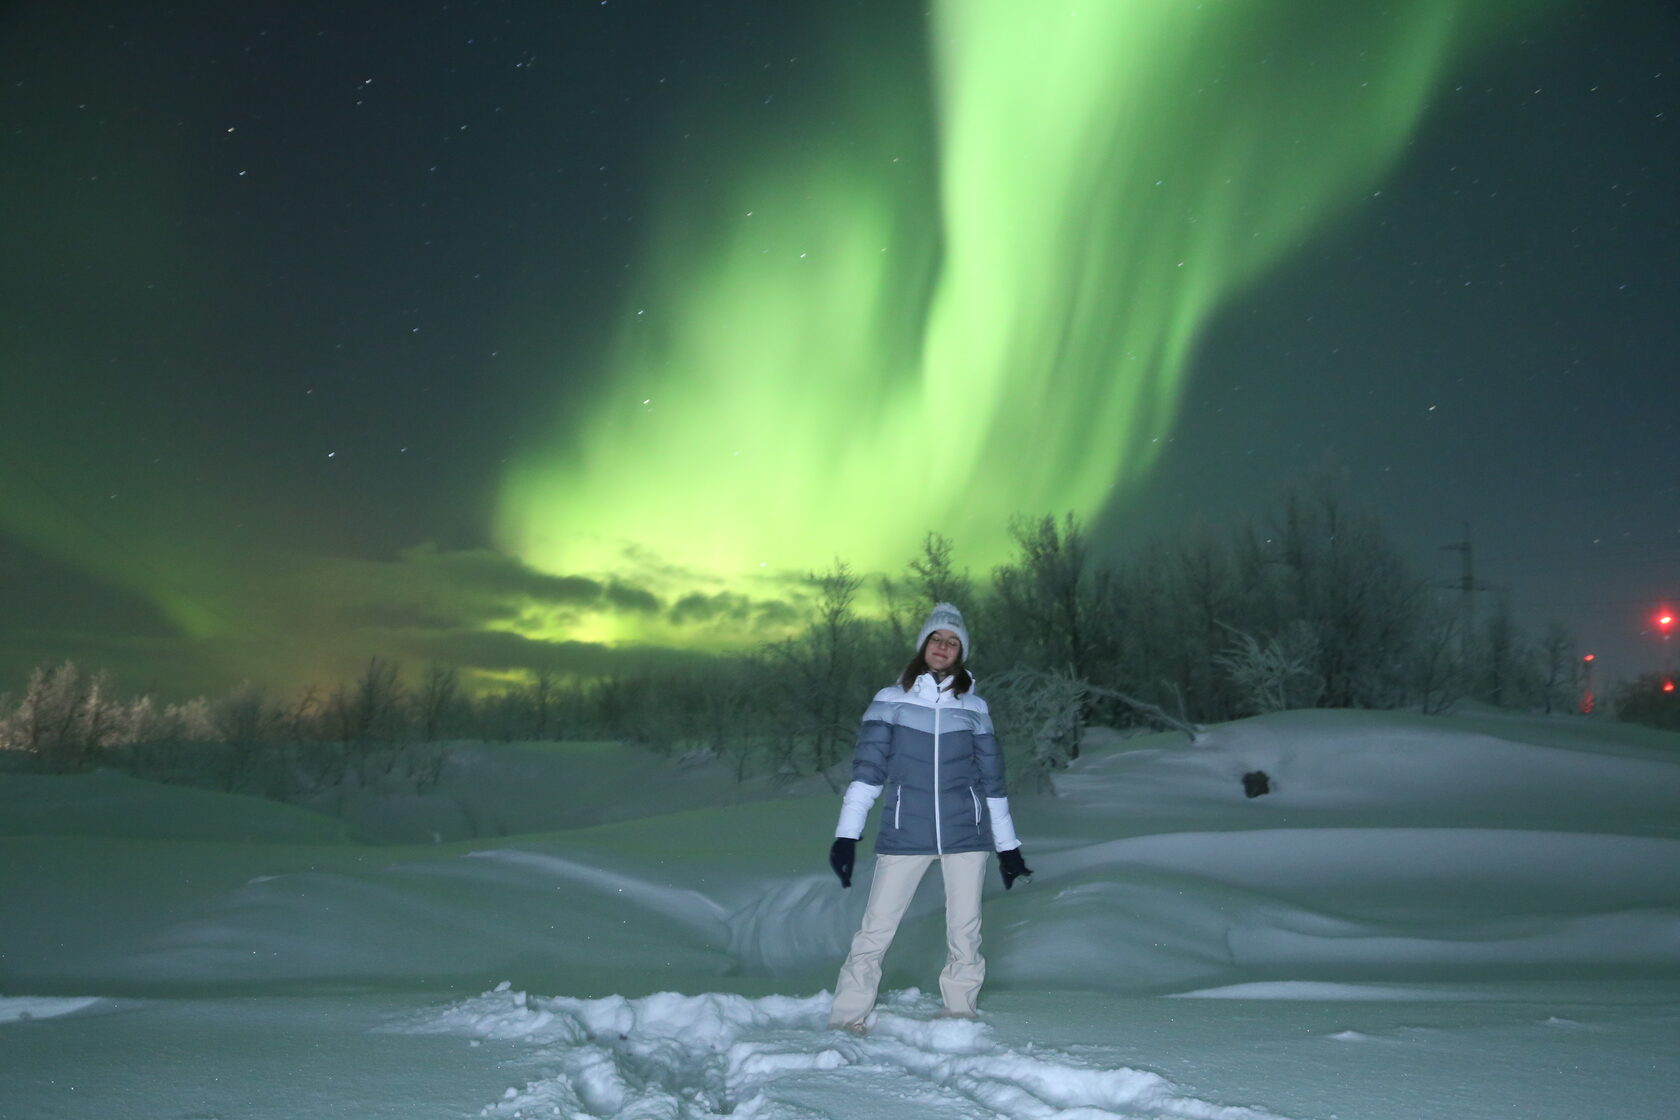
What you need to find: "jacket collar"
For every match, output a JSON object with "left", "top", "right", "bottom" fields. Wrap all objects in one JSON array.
[{"left": 911, "top": 671, "right": 954, "bottom": 702}]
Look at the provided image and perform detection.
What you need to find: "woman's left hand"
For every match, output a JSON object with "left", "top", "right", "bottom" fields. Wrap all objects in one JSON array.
[{"left": 998, "top": 847, "right": 1032, "bottom": 890}]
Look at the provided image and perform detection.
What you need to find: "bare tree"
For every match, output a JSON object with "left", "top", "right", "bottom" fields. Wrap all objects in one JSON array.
[
  {"left": 213, "top": 681, "right": 275, "bottom": 743},
  {"left": 203, "top": 681, "right": 281, "bottom": 791},
  {"left": 355, "top": 657, "right": 406, "bottom": 743},
  {"left": 279, "top": 686, "right": 321, "bottom": 742},
  {"left": 992, "top": 514, "right": 1110, "bottom": 709},
  {"left": 1412, "top": 604, "right": 1466, "bottom": 716},
  {"left": 682, "top": 654, "right": 761, "bottom": 780},
  {"left": 1537, "top": 621, "right": 1577, "bottom": 716},
  {"left": 876, "top": 574, "right": 916, "bottom": 655},
  {"left": 414, "top": 664, "right": 462, "bottom": 742},
  {"left": 768, "top": 560, "right": 867, "bottom": 784},
  {"left": 909, "top": 532, "right": 974, "bottom": 611},
  {"left": 529, "top": 666, "right": 557, "bottom": 741},
  {"left": 879, "top": 532, "right": 980, "bottom": 658},
  {"left": 6, "top": 662, "right": 99, "bottom": 771},
  {"left": 321, "top": 657, "right": 408, "bottom": 785},
  {"left": 1477, "top": 598, "right": 1521, "bottom": 708},
  {"left": 1170, "top": 530, "right": 1238, "bottom": 719},
  {"left": 1268, "top": 482, "right": 1424, "bottom": 709}
]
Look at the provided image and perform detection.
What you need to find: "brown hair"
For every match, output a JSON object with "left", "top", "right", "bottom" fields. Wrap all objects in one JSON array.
[{"left": 899, "top": 636, "right": 972, "bottom": 695}]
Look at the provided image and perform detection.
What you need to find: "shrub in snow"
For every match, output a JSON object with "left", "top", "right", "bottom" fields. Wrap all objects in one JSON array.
[
  {"left": 1213, "top": 622, "right": 1325, "bottom": 716},
  {"left": 989, "top": 667, "right": 1206, "bottom": 789},
  {"left": 986, "top": 666, "right": 1090, "bottom": 787}
]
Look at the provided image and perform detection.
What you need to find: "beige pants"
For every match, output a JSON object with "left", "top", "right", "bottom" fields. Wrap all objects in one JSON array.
[{"left": 828, "top": 850, "right": 989, "bottom": 1029}]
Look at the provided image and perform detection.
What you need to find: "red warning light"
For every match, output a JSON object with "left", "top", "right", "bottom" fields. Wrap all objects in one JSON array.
[
  {"left": 1583, "top": 653, "right": 1595, "bottom": 662},
  {"left": 1665, "top": 680, "right": 1676, "bottom": 694},
  {"left": 1658, "top": 610, "right": 1676, "bottom": 634}
]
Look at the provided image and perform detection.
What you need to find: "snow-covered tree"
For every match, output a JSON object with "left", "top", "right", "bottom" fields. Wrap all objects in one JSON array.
[
  {"left": 1214, "top": 622, "right": 1325, "bottom": 715},
  {"left": 985, "top": 666, "right": 1090, "bottom": 790}
]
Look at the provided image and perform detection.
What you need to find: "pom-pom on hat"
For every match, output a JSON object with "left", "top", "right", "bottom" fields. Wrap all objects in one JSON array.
[{"left": 915, "top": 602, "right": 972, "bottom": 662}]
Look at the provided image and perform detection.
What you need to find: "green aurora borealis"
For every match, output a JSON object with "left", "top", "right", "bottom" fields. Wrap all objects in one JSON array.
[
  {"left": 495, "top": 0, "right": 1550, "bottom": 647},
  {"left": 11, "top": 0, "right": 1678, "bottom": 695}
]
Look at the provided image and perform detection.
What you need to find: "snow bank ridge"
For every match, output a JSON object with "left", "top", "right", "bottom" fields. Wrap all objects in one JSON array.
[
  {"left": 399, "top": 984, "right": 1295, "bottom": 1120},
  {"left": 0, "top": 995, "right": 107, "bottom": 1024}
]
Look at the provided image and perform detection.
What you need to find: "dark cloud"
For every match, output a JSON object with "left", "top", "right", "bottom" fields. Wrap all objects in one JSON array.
[
  {"left": 296, "top": 546, "right": 666, "bottom": 632},
  {"left": 751, "top": 599, "right": 804, "bottom": 630},
  {"left": 396, "top": 544, "right": 623, "bottom": 608},
  {"left": 669, "top": 590, "right": 753, "bottom": 626},
  {"left": 334, "top": 602, "right": 475, "bottom": 633},
  {"left": 394, "top": 627, "right": 718, "bottom": 679},
  {"left": 0, "top": 533, "right": 778, "bottom": 697},
  {"left": 666, "top": 588, "right": 804, "bottom": 633},
  {"left": 604, "top": 580, "right": 662, "bottom": 615},
  {"left": 392, "top": 628, "right": 612, "bottom": 675}
]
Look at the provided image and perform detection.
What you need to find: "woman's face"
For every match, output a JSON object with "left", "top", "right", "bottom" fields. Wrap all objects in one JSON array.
[{"left": 924, "top": 629, "right": 962, "bottom": 672}]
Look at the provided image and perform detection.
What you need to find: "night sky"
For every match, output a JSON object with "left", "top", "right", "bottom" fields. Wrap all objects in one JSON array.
[{"left": 2, "top": 0, "right": 1675, "bottom": 699}]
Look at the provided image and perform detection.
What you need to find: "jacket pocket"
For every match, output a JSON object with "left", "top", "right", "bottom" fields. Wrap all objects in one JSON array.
[
  {"left": 895, "top": 785, "right": 903, "bottom": 829},
  {"left": 969, "top": 787, "right": 981, "bottom": 824}
]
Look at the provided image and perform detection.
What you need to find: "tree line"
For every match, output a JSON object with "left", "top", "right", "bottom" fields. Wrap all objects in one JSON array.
[{"left": 4, "top": 480, "right": 1668, "bottom": 806}]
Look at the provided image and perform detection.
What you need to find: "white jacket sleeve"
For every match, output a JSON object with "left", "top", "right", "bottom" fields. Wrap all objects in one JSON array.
[
  {"left": 835, "top": 780, "right": 883, "bottom": 839},
  {"left": 987, "top": 796, "right": 1021, "bottom": 851}
]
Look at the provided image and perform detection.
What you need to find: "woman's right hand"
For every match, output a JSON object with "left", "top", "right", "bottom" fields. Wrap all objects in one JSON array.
[{"left": 829, "top": 837, "right": 857, "bottom": 888}]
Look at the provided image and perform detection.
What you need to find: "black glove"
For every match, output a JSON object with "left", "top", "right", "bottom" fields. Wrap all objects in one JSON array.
[
  {"left": 998, "top": 847, "right": 1032, "bottom": 890},
  {"left": 829, "top": 837, "right": 857, "bottom": 888}
]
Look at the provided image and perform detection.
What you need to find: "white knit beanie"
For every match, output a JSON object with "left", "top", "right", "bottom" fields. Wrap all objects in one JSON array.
[{"left": 915, "top": 602, "right": 972, "bottom": 663}]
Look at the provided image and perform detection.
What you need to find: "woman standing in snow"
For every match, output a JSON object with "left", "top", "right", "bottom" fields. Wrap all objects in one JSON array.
[{"left": 826, "top": 603, "right": 1031, "bottom": 1032}]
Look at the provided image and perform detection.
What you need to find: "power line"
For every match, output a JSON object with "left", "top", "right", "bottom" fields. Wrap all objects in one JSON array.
[{"left": 1466, "top": 541, "right": 1680, "bottom": 564}]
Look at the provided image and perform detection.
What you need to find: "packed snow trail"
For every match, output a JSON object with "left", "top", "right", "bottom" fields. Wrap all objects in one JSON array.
[{"left": 398, "top": 985, "right": 1293, "bottom": 1120}]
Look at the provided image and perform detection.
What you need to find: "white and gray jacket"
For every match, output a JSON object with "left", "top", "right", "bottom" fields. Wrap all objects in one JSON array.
[{"left": 833, "top": 672, "right": 1021, "bottom": 856}]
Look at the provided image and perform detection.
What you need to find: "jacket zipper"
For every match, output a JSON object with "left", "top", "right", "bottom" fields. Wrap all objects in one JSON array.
[
  {"left": 933, "top": 687, "right": 943, "bottom": 854},
  {"left": 895, "top": 786, "right": 902, "bottom": 829},
  {"left": 971, "top": 787, "right": 981, "bottom": 824}
]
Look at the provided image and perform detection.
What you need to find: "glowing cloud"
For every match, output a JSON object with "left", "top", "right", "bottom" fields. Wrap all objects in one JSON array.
[{"left": 497, "top": 0, "right": 1551, "bottom": 640}]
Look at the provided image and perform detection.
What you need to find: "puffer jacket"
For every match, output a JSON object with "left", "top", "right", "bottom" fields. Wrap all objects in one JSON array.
[{"left": 833, "top": 672, "right": 1020, "bottom": 856}]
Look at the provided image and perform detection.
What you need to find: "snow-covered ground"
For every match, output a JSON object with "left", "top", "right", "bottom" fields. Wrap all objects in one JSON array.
[{"left": 2, "top": 708, "right": 1677, "bottom": 1119}]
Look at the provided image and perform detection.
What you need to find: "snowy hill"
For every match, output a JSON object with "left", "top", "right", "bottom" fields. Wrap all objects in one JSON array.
[
  {"left": 324, "top": 738, "right": 826, "bottom": 844},
  {"left": 1, "top": 710, "right": 1676, "bottom": 1119},
  {"left": 0, "top": 767, "right": 348, "bottom": 844}
]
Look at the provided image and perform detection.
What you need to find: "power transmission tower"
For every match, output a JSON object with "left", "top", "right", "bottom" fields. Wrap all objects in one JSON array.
[{"left": 1438, "top": 522, "right": 1495, "bottom": 652}]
